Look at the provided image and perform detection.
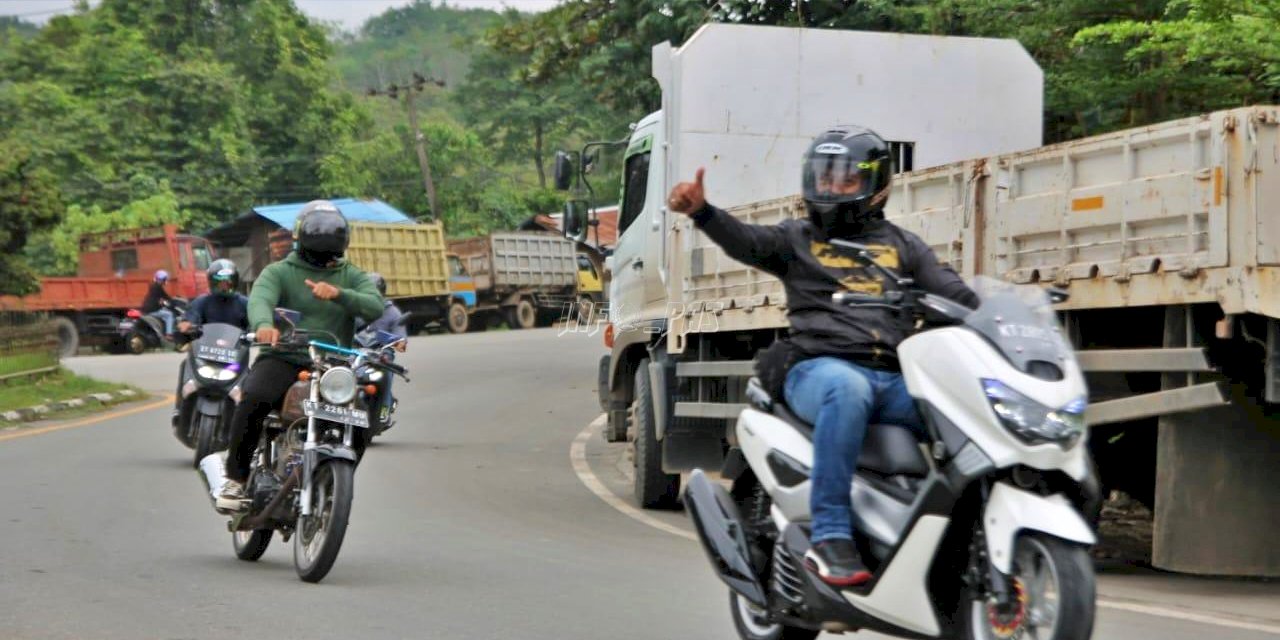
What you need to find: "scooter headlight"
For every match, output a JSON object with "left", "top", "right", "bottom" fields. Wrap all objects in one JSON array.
[
  {"left": 982, "top": 379, "right": 1086, "bottom": 448},
  {"left": 319, "top": 367, "right": 357, "bottom": 405},
  {"left": 196, "top": 362, "right": 239, "bottom": 382}
]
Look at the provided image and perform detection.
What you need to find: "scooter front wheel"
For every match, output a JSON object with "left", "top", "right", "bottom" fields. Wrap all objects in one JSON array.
[
  {"left": 729, "top": 592, "right": 818, "bottom": 640},
  {"left": 962, "top": 534, "right": 1095, "bottom": 640}
]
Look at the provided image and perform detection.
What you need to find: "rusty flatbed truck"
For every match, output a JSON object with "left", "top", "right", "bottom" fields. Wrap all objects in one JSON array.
[{"left": 573, "top": 22, "right": 1279, "bottom": 578}]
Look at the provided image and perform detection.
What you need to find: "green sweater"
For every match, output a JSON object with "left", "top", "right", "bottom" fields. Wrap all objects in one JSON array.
[{"left": 248, "top": 252, "right": 384, "bottom": 364}]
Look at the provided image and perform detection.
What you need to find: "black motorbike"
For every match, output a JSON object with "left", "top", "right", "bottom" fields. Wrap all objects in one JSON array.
[
  {"left": 228, "top": 309, "right": 410, "bottom": 583},
  {"left": 176, "top": 322, "right": 250, "bottom": 467},
  {"left": 353, "top": 312, "right": 411, "bottom": 440},
  {"left": 118, "top": 298, "right": 188, "bottom": 354}
]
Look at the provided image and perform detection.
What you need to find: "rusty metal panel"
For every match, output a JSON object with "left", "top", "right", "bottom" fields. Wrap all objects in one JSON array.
[
  {"left": 886, "top": 161, "right": 975, "bottom": 277},
  {"left": 683, "top": 196, "right": 802, "bottom": 315},
  {"left": 489, "top": 232, "right": 577, "bottom": 289}
]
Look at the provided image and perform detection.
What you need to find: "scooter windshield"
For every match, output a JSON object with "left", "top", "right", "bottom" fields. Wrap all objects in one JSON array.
[
  {"left": 963, "top": 277, "right": 1073, "bottom": 377},
  {"left": 193, "top": 323, "right": 246, "bottom": 365}
]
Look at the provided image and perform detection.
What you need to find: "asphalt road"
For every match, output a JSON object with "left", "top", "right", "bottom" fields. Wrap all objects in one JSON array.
[{"left": 0, "top": 329, "right": 1274, "bottom": 639}]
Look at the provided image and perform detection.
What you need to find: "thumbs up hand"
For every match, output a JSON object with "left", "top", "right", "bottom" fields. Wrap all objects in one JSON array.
[{"left": 667, "top": 167, "right": 707, "bottom": 215}]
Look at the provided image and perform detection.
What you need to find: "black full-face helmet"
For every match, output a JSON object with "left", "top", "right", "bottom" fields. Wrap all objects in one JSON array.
[
  {"left": 207, "top": 259, "right": 239, "bottom": 297},
  {"left": 294, "top": 200, "right": 349, "bottom": 267},
  {"left": 801, "top": 126, "right": 893, "bottom": 237},
  {"left": 368, "top": 272, "right": 387, "bottom": 297}
]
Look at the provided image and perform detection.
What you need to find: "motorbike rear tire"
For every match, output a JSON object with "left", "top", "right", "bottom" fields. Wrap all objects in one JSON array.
[
  {"left": 193, "top": 413, "right": 218, "bottom": 469},
  {"left": 232, "top": 529, "right": 272, "bottom": 562},
  {"left": 293, "top": 460, "right": 354, "bottom": 583},
  {"left": 959, "top": 534, "right": 1095, "bottom": 640},
  {"left": 729, "top": 592, "right": 819, "bottom": 640}
]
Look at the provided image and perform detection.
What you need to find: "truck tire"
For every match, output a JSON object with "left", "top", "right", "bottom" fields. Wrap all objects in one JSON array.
[
  {"left": 632, "top": 358, "right": 680, "bottom": 509},
  {"left": 509, "top": 299, "right": 537, "bottom": 330},
  {"left": 446, "top": 302, "right": 470, "bottom": 334},
  {"left": 52, "top": 316, "right": 79, "bottom": 359}
]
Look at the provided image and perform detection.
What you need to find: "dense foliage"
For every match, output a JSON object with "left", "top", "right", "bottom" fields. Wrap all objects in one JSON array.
[{"left": 4, "top": 0, "right": 1279, "bottom": 278}]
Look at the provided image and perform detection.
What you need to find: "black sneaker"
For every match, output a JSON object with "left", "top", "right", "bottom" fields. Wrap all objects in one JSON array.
[{"left": 804, "top": 539, "right": 872, "bottom": 587}]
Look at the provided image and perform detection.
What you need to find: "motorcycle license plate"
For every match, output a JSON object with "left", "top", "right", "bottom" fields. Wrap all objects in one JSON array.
[
  {"left": 302, "top": 401, "right": 369, "bottom": 428},
  {"left": 195, "top": 344, "right": 239, "bottom": 364}
]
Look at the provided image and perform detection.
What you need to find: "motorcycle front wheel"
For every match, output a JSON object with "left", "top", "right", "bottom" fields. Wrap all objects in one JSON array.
[
  {"left": 961, "top": 534, "right": 1095, "bottom": 640},
  {"left": 729, "top": 592, "right": 818, "bottom": 640},
  {"left": 293, "top": 460, "right": 354, "bottom": 583},
  {"left": 192, "top": 413, "right": 218, "bottom": 468}
]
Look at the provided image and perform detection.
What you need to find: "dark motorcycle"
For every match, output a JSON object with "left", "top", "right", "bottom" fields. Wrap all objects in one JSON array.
[
  {"left": 177, "top": 323, "right": 249, "bottom": 468},
  {"left": 118, "top": 298, "right": 188, "bottom": 354},
  {"left": 354, "top": 312, "right": 411, "bottom": 440},
  {"left": 227, "top": 310, "right": 410, "bottom": 583}
]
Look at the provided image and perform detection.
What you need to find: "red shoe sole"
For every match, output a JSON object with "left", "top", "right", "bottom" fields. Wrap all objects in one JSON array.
[{"left": 804, "top": 557, "right": 872, "bottom": 587}]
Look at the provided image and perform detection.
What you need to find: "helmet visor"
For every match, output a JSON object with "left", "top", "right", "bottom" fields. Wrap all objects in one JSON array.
[{"left": 802, "top": 152, "right": 884, "bottom": 204}]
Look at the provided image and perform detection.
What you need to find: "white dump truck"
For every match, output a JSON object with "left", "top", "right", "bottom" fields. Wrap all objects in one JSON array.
[{"left": 561, "top": 22, "right": 1280, "bottom": 578}]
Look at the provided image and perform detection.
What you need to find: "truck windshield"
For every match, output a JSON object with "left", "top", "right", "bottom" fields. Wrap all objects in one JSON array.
[
  {"left": 618, "top": 151, "right": 650, "bottom": 235},
  {"left": 192, "top": 245, "right": 212, "bottom": 270}
]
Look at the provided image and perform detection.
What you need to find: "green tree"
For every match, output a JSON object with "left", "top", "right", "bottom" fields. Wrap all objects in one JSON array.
[{"left": 0, "top": 144, "right": 65, "bottom": 295}]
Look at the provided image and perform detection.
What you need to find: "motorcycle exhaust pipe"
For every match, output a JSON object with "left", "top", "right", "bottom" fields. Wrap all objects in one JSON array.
[{"left": 683, "top": 469, "right": 768, "bottom": 606}]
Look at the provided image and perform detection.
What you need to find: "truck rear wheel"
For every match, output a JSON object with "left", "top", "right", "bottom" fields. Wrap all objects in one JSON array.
[
  {"left": 632, "top": 358, "right": 680, "bottom": 509},
  {"left": 447, "top": 302, "right": 470, "bottom": 334},
  {"left": 508, "top": 299, "right": 537, "bottom": 330},
  {"left": 52, "top": 316, "right": 79, "bottom": 359}
]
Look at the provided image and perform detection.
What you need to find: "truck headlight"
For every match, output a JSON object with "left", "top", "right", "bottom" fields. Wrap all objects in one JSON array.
[
  {"left": 196, "top": 363, "right": 239, "bottom": 382},
  {"left": 982, "top": 379, "right": 1085, "bottom": 447},
  {"left": 319, "top": 367, "right": 357, "bottom": 405}
]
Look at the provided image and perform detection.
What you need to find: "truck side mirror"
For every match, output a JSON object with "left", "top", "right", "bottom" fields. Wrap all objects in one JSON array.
[
  {"left": 554, "top": 151, "right": 574, "bottom": 191},
  {"left": 564, "top": 199, "right": 590, "bottom": 243}
]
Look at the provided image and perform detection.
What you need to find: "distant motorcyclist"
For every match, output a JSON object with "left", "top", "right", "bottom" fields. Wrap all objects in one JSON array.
[
  {"left": 172, "top": 259, "right": 250, "bottom": 427},
  {"left": 357, "top": 272, "right": 407, "bottom": 430},
  {"left": 141, "top": 270, "right": 177, "bottom": 336},
  {"left": 667, "top": 126, "right": 978, "bottom": 588},
  {"left": 216, "top": 200, "right": 383, "bottom": 513}
]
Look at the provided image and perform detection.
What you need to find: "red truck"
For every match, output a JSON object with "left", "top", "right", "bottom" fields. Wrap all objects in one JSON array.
[{"left": 1, "top": 225, "right": 213, "bottom": 356}]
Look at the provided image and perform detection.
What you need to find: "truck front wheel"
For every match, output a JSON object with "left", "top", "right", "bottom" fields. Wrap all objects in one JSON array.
[
  {"left": 447, "top": 302, "right": 470, "bottom": 334},
  {"left": 631, "top": 358, "right": 680, "bottom": 509},
  {"left": 52, "top": 316, "right": 79, "bottom": 359}
]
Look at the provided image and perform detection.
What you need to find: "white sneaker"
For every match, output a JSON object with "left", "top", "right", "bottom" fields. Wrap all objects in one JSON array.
[{"left": 215, "top": 479, "right": 248, "bottom": 514}]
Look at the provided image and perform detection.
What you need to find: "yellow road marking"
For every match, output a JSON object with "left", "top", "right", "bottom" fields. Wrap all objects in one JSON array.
[{"left": 0, "top": 396, "right": 173, "bottom": 443}]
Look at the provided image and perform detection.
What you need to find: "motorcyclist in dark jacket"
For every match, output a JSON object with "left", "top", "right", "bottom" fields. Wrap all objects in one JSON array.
[
  {"left": 667, "top": 126, "right": 978, "bottom": 588},
  {"left": 172, "top": 259, "right": 250, "bottom": 427},
  {"left": 142, "top": 270, "right": 177, "bottom": 336},
  {"left": 357, "top": 272, "right": 407, "bottom": 430}
]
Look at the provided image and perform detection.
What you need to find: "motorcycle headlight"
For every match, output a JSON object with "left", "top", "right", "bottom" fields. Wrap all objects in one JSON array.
[
  {"left": 982, "top": 379, "right": 1086, "bottom": 447},
  {"left": 196, "top": 362, "right": 239, "bottom": 382},
  {"left": 319, "top": 367, "right": 357, "bottom": 405}
]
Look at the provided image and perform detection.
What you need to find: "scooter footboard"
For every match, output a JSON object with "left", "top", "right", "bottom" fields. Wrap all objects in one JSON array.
[
  {"left": 984, "top": 482, "right": 1096, "bottom": 573},
  {"left": 683, "top": 469, "right": 767, "bottom": 606}
]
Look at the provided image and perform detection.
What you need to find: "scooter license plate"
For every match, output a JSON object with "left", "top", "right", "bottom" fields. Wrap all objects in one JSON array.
[
  {"left": 302, "top": 401, "right": 369, "bottom": 428},
  {"left": 195, "top": 344, "right": 239, "bottom": 364}
]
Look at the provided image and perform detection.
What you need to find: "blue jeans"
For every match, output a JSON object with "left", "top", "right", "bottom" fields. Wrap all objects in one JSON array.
[
  {"left": 150, "top": 308, "right": 175, "bottom": 335},
  {"left": 784, "top": 356, "right": 925, "bottom": 544}
]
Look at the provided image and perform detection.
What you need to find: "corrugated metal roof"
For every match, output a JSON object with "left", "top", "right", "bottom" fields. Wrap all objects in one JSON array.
[{"left": 252, "top": 198, "right": 412, "bottom": 230}]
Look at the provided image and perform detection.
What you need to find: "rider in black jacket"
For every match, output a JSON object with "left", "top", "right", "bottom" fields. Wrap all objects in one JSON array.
[
  {"left": 668, "top": 126, "right": 978, "bottom": 588},
  {"left": 172, "top": 259, "right": 250, "bottom": 427}
]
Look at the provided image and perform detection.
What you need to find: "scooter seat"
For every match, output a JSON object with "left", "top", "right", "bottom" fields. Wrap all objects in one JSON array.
[{"left": 748, "top": 378, "right": 930, "bottom": 478}]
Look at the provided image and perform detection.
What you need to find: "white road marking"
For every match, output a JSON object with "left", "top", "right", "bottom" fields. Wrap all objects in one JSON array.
[
  {"left": 569, "top": 415, "right": 1280, "bottom": 634},
  {"left": 1097, "top": 597, "right": 1280, "bottom": 635},
  {"left": 569, "top": 415, "right": 696, "bottom": 542}
]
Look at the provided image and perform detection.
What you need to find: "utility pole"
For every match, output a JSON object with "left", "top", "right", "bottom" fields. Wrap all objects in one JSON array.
[{"left": 368, "top": 72, "right": 446, "bottom": 220}]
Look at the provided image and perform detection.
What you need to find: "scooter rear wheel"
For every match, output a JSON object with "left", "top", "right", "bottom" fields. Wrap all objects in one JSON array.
[{"left": 729, "top": 592, "right": 818, "bottom": 640}]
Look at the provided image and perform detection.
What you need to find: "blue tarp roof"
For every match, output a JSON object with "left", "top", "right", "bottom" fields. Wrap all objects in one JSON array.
[{"left": 251, "top": 198, "right": 412, "bottom": 229}]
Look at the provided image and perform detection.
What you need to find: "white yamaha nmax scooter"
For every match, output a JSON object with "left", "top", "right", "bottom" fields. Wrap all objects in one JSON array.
[{"left": 685, "top": 241, "right": 1100, "bottom": 640}]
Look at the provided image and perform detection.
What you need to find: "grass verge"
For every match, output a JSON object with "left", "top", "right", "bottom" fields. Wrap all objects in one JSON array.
[{"left": 0, "top": 368, "right": 139, "bottom": 415}]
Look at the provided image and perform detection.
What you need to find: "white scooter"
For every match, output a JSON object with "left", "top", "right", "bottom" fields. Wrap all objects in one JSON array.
[{"left": 685, "top": 240, "right": 1100, "bottom": 640}]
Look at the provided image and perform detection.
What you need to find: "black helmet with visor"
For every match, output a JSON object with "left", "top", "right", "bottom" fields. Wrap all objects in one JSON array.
[{"left": 801, "top": 126, "right": 893, "bottom": 236}]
